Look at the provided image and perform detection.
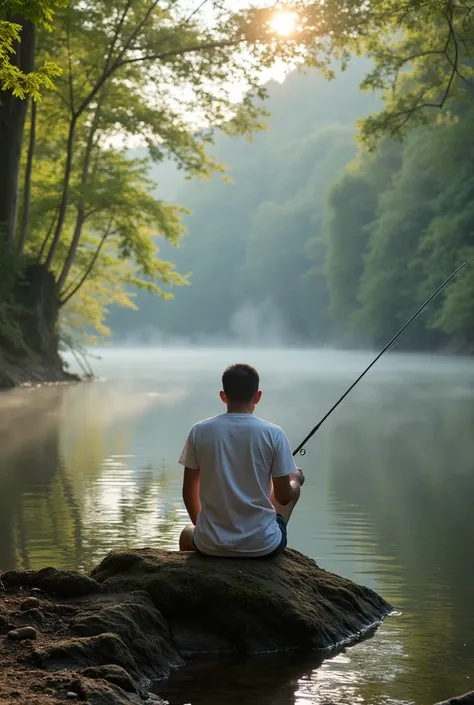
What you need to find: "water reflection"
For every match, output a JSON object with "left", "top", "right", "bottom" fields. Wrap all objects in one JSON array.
[
  {"left": 156, "top": 653, "right": 327, "bottom": 705},
  {"left": 0, "top": 381, "right": 185, "bottom": 572},
  {"left": 324, "top": 385, "right": 474, "bottom": 705},
  {"left": 156, "top": 630, "right": 410, "bottom": 705},
  {"left": 0, "top": 348, "right": 474, "bottom": 705}
]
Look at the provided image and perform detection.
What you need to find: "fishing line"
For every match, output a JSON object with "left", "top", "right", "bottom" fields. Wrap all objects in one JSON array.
[{"left": 292, "top": 260, "right": 470, "bottom": 457}]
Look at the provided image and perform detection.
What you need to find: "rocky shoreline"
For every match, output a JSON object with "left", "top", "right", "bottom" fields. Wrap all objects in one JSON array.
[{"left": 0, "top": 548, "right": 392, "bottom": 704}]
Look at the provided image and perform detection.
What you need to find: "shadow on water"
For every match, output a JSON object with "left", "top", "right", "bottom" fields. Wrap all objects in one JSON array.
[
  {"left": 155, "top": 626, "right": 386, "bottom": 705},
  {"left": 155, "top": 652, "right": 328, "bottom": 705}
]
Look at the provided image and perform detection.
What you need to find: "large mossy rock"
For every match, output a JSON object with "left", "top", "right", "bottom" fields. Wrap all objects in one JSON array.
[
  {"left": 0, "top": 548, "right": 391, "bottom": 704},
  {"left": 91, "top": 548, "right": 392, "bottom": 655}
]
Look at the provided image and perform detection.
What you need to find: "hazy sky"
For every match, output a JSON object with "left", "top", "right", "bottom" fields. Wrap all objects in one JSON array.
[{"left": 194, "top": 0, "right": 295, "bottom": 87}]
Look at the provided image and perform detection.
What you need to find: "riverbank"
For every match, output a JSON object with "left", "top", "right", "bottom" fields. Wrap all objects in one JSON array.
[
  {"left": 0, "top": 548, "right": 392, "bottom": 704},
  {"left": 2, "top": 340, "right": 474, "bottom": 392},
  {"left": 0, "top": 350, "right": 79, "bottom": 390}
]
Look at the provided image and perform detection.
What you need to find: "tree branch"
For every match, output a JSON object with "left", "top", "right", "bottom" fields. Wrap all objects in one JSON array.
[
  {"left": 59, "top": 219, "right": 114, "bottom": 306},
  {"left": 443, "top": 3, "right": 473, "bottom": 84},
  {"left": 380, "top": 70, "right": 458, "bottom": 137},
  {"left": 40, "top": 0, "right": 236, "bottom": 276},
  {"left": 66, "top": 21, "right": 75, "bottom": 114},
  {"left": 376, "top": 3, "right": 468, "bottom": 132},
  {"left": 43, "top": 112, "right": 78, "bottom": 271},
  {"left": 74, "top": 0, "right": 162, "bottom": 119},
  {"left": 117, "top": 37, "right": 244, "bottom": 67},
  {"left": 441, "top": 3, "right": 460, "bottom": 100},
  {"left": 57, "top": 87, "right": 107, "bottom": 291},
  {"left": 461, "top": 2, "right": 474, "bottom": 30},
  {"left": 83, "top": 206, "right": 104, "bottom": 221},
  {"left": 42, "top": 1, "right": 163, "bottom": 270},
  {"left": 36, "top": 207, "right": 58, "bottom": 263},
  {"left": 104, "top": 0, "right": 133, "bottom": 71}
]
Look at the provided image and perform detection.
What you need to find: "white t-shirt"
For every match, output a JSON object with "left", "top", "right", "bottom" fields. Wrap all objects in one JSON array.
[{"left": 179, "top": 413, "right": 297, "bottom": 557}]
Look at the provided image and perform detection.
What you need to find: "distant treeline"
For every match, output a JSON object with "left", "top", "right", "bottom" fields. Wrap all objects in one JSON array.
[{"left": 107, "top": 61, "right": 474, "bottom": 352}]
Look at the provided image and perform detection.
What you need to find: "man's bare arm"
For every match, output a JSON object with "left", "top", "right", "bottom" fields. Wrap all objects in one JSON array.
[
  {"left": 182, "top": 467, "right": 201, "bottom": 525},
  {"left": 272, "top": 474, "right": 300, "bottom": 506}
]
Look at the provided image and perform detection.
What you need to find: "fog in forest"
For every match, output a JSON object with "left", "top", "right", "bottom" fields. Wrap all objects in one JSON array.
[{"left": 102, "top": 55, "right": 474, "bottom": 355}]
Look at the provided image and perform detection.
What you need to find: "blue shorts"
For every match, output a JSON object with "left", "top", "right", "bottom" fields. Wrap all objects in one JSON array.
[{"left": 192, "top": 514, "right": 287, "bottom": 559}]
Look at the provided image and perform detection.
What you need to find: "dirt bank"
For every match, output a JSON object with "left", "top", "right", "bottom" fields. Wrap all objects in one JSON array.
[{"left": 0, "top": 350, "right": 79, "bottom": 390}]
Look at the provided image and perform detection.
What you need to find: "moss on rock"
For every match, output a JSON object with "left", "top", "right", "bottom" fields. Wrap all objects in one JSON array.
[{"left": 91, "top": 548, "right": 392, "bottom": 654}]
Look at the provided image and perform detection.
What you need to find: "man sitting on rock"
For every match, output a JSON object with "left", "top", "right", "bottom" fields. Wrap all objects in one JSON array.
[{"left": 178, "top": 363, "right": 304, "bottom": 557}]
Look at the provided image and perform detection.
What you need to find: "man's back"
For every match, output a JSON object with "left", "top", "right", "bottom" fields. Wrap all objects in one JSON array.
[{"left": 179, "top": 413, "right": 294, "bottom": 557}]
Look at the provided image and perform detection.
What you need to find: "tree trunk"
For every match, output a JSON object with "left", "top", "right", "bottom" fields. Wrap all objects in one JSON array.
[
  {"left": 18, "top": 99, "right": 37, "bottom": 254},
  {"left": 0, "top": 264, "right": 78, "bottom": 388},
  {"left": 0, "top": 17, "right": 35, "bottom": 246},
  {"left": 14, "top": 264, "right": 61, "bottom": 362},
  {"left": 0, "top": 264, "right": 69, "bottom": 381}
]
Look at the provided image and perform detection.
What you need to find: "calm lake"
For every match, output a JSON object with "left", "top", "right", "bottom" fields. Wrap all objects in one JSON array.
[{"left": 1, "top": 347, "right": 473, "bottom": 705}]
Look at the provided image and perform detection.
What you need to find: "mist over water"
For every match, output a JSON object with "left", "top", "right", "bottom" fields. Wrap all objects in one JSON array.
[
  {"left": 229, "top": 300, "right": 293, "bottom": 346},
  {"left": 1, "top": 346, "right": 474, "bottom": 705},
  {"left": 113, "top": 298, "right": 300, "bottom": 348}
]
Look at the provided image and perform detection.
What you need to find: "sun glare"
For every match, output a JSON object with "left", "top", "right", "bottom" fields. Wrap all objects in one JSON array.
[{"left": 269, "top": 11, "right": 297, "bottom": 37}]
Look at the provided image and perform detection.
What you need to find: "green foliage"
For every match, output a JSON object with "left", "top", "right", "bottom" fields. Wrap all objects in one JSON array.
[
  {"left": 108, "top": 57, "right": 474, "bottom": 354},
  {"left": 2, "top": 0, "right": 64, "bottom": 23},
  {"left": 313, "top": 0, "right": 474, "bottom": 146},
  {"left": 326, "top": 103, "right": 474, "bottom": 351},
  {"left": 0, "top": 1, "right": 65, "bottom": 97},
  {"left": 7, "top": 0, "right": 351, "bottom": 343},
  {"left": 238, "top": 123, "right": 356, "bottom": 339},
  {"left": 106, "top": 61, "right": 379, "bottom": 343},
  {"left": 27, "top": 129, "right": 189, "bottom": 337},
  {"left": 5, "top": 0, "right": 474, "bottom": 354}
]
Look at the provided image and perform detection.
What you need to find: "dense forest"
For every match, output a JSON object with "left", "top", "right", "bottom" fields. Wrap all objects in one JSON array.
[
  {"left": 109, "top": 66, "right": 474, "bottom": 352},
  {"left": 107, "top": 60, "right": 378, "bottom": 344},
  {"left": 327, "top": 109, "right": 474, "bottom": 351},
  {"left": 2, "top": 1, "right": 474, "bottom": 387}
]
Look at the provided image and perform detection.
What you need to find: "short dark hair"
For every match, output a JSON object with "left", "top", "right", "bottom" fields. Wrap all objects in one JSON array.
[{"left": 222, "top": 363, "right": 259, "bottom": 403}]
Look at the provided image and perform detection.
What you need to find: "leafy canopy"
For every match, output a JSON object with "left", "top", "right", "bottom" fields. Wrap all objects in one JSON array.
[
  {"left": 13, "top": 0, "right": 341, "bottom": 340},
  {"left": 320, "top": 0, "right": 474, "bottom": 146},
  {"left": 0, "top": 0, "right": 66, "bottom": 97}
]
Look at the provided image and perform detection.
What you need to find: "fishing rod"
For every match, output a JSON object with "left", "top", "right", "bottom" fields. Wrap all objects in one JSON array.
[{"left": 292, "top": 260, "right": 470, "bottom": 457}]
